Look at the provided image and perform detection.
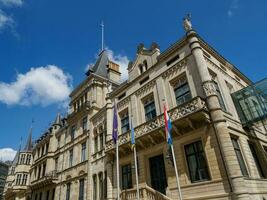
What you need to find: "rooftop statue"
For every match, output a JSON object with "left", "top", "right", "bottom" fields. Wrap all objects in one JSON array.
[{"left": 183, "top": 13, "right": 192, "bottom": 32}]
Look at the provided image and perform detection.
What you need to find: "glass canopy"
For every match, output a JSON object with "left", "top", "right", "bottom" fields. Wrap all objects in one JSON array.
[{"left": 231, "top": 78, "right": 267, "bottom": 126}]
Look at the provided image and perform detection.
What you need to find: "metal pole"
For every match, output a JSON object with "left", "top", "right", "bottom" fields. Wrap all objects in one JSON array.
[
  {"left": 101, "top": 21, "right": 104, "bottom": 51},
  {"left": 133, "top": 146, "right": 140, "bottom": 200},
  {"left": 116, "top": 141, "right": 120, "bottom": 200},
  {"left": 170, "top": 144, "right": 183, "bottom": 200}
]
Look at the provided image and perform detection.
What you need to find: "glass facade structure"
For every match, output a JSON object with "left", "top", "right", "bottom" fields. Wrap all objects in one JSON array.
[{"left": 232, "top": 78, "right": 267, "bottom": 126}]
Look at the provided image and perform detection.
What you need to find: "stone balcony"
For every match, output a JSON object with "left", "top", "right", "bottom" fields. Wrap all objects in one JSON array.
[
  {"left": 30, "top": 170, "right": 58, "bottom": 189},
  {"left": 106, "top": 97, "right": 210, "bottom": 155}
]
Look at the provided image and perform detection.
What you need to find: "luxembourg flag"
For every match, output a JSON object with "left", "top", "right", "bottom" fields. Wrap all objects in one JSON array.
[{"left": 164, "top": 103, "right": 173, "bottom": 145}]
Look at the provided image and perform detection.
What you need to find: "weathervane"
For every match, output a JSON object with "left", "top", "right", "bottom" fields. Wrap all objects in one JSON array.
[{"left": 183, "top": 13, "right": 192, "bottom": 32}]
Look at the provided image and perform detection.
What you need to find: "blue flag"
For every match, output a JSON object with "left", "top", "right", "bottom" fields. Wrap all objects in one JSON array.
[
  {"left": 130, "top": 117, "right": 135, "bottom": 150},
  {"left": 112, "top": 102, "right": 118, "bottom": 144}
]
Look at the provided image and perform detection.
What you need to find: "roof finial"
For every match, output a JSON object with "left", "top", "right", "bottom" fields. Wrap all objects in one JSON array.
[
  {"left": 183, "top": 13, "right": 193, "bottom": 32},
  {"left": 101, "top": 21, "right": 104, "bottom": 51}
]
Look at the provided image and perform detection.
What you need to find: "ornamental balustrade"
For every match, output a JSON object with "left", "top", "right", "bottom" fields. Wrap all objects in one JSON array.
[{"left": 106, "top": 96, "right": 207, "bottom": 151}]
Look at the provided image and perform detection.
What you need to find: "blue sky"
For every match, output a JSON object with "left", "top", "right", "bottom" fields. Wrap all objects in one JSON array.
[{"left": 0, "top": 0, "right": 266, "bottom": 160}]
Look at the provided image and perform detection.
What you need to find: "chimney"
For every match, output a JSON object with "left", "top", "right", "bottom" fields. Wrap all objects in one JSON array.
[{"left": 107, "top": 60, "right": 121, "bottom": 83}]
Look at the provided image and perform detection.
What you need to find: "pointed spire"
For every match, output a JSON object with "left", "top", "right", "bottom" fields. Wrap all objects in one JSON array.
[
  {"left": 23, "top": 127, "right": 33, "bottom": 151},
  {"left": 12, "top": 143, "right": 21, "bottom": 166},
  {"left": 53, "top": 113, "right": 62, "bottom": 126}
]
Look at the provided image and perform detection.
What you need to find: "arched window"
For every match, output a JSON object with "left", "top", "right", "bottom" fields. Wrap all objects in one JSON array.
[{"left": 138, "top": 64, "right": 143, "bottom": 74}]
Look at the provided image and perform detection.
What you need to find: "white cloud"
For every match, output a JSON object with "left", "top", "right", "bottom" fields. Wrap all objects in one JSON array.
[
  {"left": 0, "top": 0, "right": 23, "bottom": 33},
  {"left": 0, "top": 0, "right": 23, "bottom": 7},
  {"left": 228, "top": 0, "right": 239, "bottom": 17},
  {"left": 0, "top": 9, "right": 13, "bottom": 31},
  {"left": 0, "top": 148, "right": 17, "bottom": 162},
  {"left": 106, "top": 48, "right": 129, "bottom": 82},
  {"left": 0, "top": 65, "right": 72, "bottom": 106}
]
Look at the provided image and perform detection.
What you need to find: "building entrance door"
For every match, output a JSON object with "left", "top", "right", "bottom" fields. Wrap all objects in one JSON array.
[{"left": 149, "top": 154, "right": 167, "bottom": 194}]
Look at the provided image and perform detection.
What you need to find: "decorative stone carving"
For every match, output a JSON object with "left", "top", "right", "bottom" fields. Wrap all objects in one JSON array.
[
  {"left": 135, "top": 80, "right": 156, "bottom": 97},
  {"left": 203, "top": 81, "right": 217, "bottom": 97},
  {"left": 183, "top": 13, "right": 192, "bottom": 32},
  {"left": 105, "top": 97, "right": 207, "bottom": 151},
  {"left": 117, "top": 97, "right": 130, "bottom": 110},
  {"left": 162, "top": 58, "right": 187, "bottom": 79}
]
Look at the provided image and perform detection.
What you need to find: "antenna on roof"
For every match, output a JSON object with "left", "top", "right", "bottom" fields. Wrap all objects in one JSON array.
[{"left": 101, "top": 21, "right": 104, "bottom": 51}]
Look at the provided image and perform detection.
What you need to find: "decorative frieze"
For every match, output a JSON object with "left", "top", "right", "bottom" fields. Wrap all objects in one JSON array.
[
  {"left": 162, "top": 58, "right": 187, "bottom": 79},
  {"left": 117, "top": 97, "right": 130, "bottom": 110},
  {"left": 135, "top": 80, "right": 156, "bottom": 97}
]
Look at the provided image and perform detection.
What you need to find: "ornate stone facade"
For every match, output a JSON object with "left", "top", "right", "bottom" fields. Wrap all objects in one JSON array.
[{"left": 4, "top": 20, "right": 267, "bottom": 200}]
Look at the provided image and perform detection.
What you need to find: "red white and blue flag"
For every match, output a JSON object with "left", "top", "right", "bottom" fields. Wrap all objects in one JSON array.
[{"left": 164, "top": 103, "right": 172, "bottom": 145}]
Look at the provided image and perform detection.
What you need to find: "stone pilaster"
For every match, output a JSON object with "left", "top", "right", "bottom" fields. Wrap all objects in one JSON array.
[
  {"left": 106, "top": 155, "right": 113, "bottom": 200},
  {"left": 186, "top": 29, "right": 250, "bottom": 200},
  {"left": 106, "top": 94, "right": 113, "bottom": 141}
]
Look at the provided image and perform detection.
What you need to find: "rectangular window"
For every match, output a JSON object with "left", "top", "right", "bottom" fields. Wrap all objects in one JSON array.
[
  {"left": 46, "top": 143, "right": 49, "bottom": 154},
  {"left": 57, "top": 136, "right": 60, "bottom": 149},
  {"left": 93, "top": 175, "right": 97, "bottom": 200},
  {"left": 20, "top": 154, "right": 25, "bottom": 164},
  {"left": 16, "top": 174, "right": 22, "bottom": 185},
  {"left": 174, "top": 76, "right": 192, "bottom": 106},
  {"left": 81, "top": 142, "right": 86, "bottom": 162},
  {"left": 184, "top": 141, "right": 210, "bottom": 182},
  {"left": 104, "top": 171, "right": 107, "bottom": 198},
  {"left": 22, "top": 174, "right": 28, "bottom": 185},
  {"left": 121, "top": 111, "right": 130, "bottom": 134},
  {"left": 214, "top": 81, "right": 226, "bottom": 111},
  {"left": 69, "top": 149, "right": 73, "bottom": 167},
  {"left": 26, "top": 154, "right": 31, "bottom": 165},
  {"left": 66, "top": 183, "right": 71, "bottom": 200},
  {"left": 94, "top": 137, "right": 98, "bottom": 153},
  {"left": 42, "top": 163, "right": 46, "bottom": 177},
  {"left": 121, "top": 164, "right": 132, "bottom": 189},
  {"left": 70, "top": 125, "right": 76, "bottom": 140},
  {"left": 82, "top": 117, "right": 88, "bottom": 131},
  {"left": 55, "top": 157, "right": 58, "bottom": 172},
  {"left": 249, "top": 143, "right": 265, "bottom": 178},
  {"left": 99, "top": 173, "right": 104, "bottom": 200},
  {"left": 79, "top": 179, "right": 84, "bottom": 200},
  {"left": 144, "top": 98, "right": 156, "bottom": 121},
  {"left": 231, "top": 138, "right": 248, "bottom": 176},
  {"left": 100, "top": 133, "right": 104, "bottom": 150}
]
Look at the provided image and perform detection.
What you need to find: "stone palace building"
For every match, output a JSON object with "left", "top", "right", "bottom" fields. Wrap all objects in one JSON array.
[{"left": 4, "top": 17, "right": 267, "bottom": 200}]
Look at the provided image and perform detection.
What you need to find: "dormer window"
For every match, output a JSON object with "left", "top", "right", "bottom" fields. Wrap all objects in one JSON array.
[{"left": 139, "top": 61, "right": 148, "bottom": 75}]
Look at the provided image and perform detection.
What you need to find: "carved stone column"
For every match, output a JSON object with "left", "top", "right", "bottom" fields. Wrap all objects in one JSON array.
[
  {"left": 106, "top": 94, "right": 113, "bottom": 141},
  {"left": 186, "top": 27, "right": 250, "bottom": 200}
]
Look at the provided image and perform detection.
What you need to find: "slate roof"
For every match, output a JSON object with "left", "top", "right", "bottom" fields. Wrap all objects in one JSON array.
[{"left": 85, "top": 50, "right": 109, "bottom": 78}]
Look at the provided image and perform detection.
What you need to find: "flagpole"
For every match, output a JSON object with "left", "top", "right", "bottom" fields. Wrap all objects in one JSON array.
[
  {"left": 163, "top": 98, "right": 183, "bottom": 200},
  {"left": 116, "top": 141, "right": 120, "bottom": 200},
  {"left": 133, "top": 146, "right": 140, "bottom": 200},
  {"left": 170, "top": 144, "right": 183, "bottom": 200}
]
